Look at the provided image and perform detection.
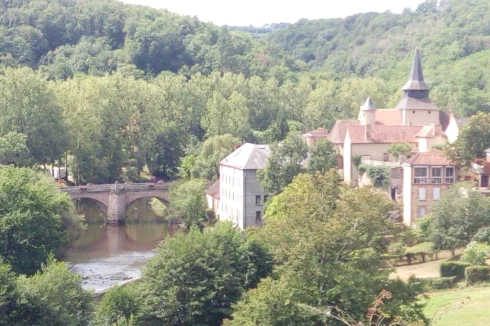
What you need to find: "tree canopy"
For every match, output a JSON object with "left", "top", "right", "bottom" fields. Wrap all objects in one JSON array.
[{"left": 0, "top": 167, "right": 83, "bottom": 275}]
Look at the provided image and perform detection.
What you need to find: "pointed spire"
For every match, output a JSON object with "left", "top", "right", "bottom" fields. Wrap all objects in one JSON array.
[
  {"left": 360, "top": 96, "right": 376, "bottom": 110},
  {"left": 402, "top": 48, "right": 429, "bottom": 91}
]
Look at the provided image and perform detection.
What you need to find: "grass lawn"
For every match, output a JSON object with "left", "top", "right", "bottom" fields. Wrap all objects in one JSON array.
[{"left": 423, "top": 286, "right": 490, "bottom": 326}]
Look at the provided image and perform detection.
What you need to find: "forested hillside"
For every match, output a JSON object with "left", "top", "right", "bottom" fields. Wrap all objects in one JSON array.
[
  {"left": 0, "top": 0, "right": 489, "bottom": 183},
  {"left": 263, "top": 0, "right": 490, "bottom": 115}
]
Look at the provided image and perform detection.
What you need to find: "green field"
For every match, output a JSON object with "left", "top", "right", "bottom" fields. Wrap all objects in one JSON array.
[{"left": 423, "top": 286, "right": 490, "bottom": 326}]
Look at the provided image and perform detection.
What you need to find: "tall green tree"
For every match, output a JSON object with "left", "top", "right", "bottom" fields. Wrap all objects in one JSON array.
[
  {"left": 430, "top": 184, "right": 490, "bottom": 252},
  {"left": 14, "top": 259, "right": 93, "bottom": 326},
  {"left": 308, "top": 139, "right": 337, "bottom": 174},
  {"left": 0, "top": 68, "right": 67, "bottom": 166},
  {"left": 0, "top": 168, "right": 83, "bottom": 275},
  {"left": 445, "top": 112, "right": 490, "bottom": 165},
  {"left": 169, "top": 179, "right": 208, "bottom": 229},
  {"left": 258, "top": 134, "right": 308, "bottom": 195},
  {"left": 136, "top": 223, "right": 272, "bottom": 326},
  {"left": 227, "top": 174, "right": 424, "bottom": 325}
]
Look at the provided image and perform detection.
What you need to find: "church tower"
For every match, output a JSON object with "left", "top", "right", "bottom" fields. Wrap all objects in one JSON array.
[
  {"left": 359, "top": 97, "right": 376, "bottom": 126},
  {"left": 396, "top": 48, "right": 440, "bottom": 126}
]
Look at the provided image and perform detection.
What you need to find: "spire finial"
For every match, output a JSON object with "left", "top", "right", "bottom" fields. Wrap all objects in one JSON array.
[{"left": 402, "top": 48, "right": 429, "bottom": 91}]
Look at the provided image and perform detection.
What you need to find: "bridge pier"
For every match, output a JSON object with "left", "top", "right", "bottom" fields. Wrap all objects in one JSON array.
[{"left": 107, "top": 190, "right": 127, "bottom": 224}]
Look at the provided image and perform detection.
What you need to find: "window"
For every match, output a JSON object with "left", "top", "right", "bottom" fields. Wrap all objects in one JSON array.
[
  {"left": 446, "top": 167, "right": 455, "bottom": 184},
  {"left": 414, "top": 167, "right": 428, "bottom": 184},
  {"left": 433, "top": 187, "right": 441, "bottom": 200},
  {"left": 418, "top": 187, "right": 426, "bottom": 201},
  {"left": 255, "top": 195, "right": 261, "bottom": 205},
  {"left": 383, "top": 153, "right": 389, "bottom": 161},
  {"left": 418, "top": 207, "right": 426, "bottom": 218},
  {"left": 256, "top": 211, "right": 262, "bottom": 222},
  {"left": 431, "top": 167, "right": 442, "bottom": 184},
  {"left": 264, "top": 195, "right": 269, "bottom": 203}
]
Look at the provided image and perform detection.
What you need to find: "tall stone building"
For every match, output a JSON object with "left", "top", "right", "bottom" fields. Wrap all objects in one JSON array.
[{"left": 218, "top": 143, "right": 270, "bottom": 229}]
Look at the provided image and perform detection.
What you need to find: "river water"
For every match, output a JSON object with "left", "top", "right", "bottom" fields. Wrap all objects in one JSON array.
[{"left": 63, "top": 199, "right": 179, "bottom": 292}]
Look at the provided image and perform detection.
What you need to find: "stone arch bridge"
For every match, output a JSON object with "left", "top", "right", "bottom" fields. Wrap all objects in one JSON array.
[{"left": 61, "top": 183, "right": 170, "bottom": 224}]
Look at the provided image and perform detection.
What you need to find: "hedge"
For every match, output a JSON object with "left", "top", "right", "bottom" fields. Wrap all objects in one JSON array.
[
  {"left": 465, "top": 266, "right": 490, "bottom": 286},
  {"left": 415, "top": 277, "right": 458, "bottom": 291},
  {"left": 440, "top": 261, "right": 471, "bottom": 280}
]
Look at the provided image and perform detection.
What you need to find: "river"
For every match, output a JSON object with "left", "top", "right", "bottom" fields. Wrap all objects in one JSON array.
[{"left": 63, "top": 198, "right": 179, "bottom": 292}]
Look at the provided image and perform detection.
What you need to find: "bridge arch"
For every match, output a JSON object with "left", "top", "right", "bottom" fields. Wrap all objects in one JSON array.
[
  {"left": 125, "top": 195, "right": 169, "bottom": 209},
  {"left": 62, "top": 183, "right": 170, "bottom": 223},
  {"left": 74, "top": 198, "right": 108, "bottom": 223}
]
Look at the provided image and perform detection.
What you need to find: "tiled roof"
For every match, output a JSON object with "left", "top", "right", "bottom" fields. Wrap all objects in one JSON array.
[
  {"left": 403, "top": 150, "right": 454, "bottom": 166},
  {"left": 416, "top": 124, "right": 446, "bottom": 138},
  {"left": 395, "top": 97, "right": 439, "bottom": 111},
  {"left": 374, "top": 109, "right": 402, "bottom": 125},
  {"left": 220, "top": 143, "right": 270, "bottom": 170},
  {"left": 328, "top": 120, "right": 359, "bottom": 144},
  {"left": 346, "top": 125, "right": 422, "bottom": 144},
  {"left": 205, "top": 180, "right": 220, "bottom": 199},
  {"left": 303, "top": 127, "right": 329, "bottom": 138}
]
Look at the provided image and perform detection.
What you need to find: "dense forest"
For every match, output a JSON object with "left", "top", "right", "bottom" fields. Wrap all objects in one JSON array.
[{"left": 0, "top": 0, "right": 489, "bottom": 184}]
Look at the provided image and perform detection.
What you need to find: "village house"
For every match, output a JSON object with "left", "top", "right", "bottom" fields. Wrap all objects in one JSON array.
[
  {"left": 217, "top": 143, "right": 270, "bottom": 229},
  {"left": 402, "top": 150, "right": 458, "bottom": 226}
]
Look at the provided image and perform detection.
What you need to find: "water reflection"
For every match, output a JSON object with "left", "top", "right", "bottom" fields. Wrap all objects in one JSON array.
[{"left": 65, "top": 198, "right": 178, "bottom": 291}]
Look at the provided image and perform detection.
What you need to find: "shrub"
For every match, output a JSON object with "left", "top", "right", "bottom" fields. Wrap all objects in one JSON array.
[
  {"left": 461, "top": 242, "right": 490, "bottom": 265},
  {"left": 440, "top": 261, "right": 471, "bottom": 280},
  {"left": 474, "top": 227, "right": 490, "bottom": 244},
  {"left": 465, "top": 266, "right": 490, "bottom": 286},
  {"left": 416, "top": 277, "right": 458, "bottom": 291}
]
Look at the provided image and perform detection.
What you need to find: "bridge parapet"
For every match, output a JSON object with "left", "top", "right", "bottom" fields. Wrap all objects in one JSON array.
[{"left": 61, "top": 183, "right": 168, "bottom": 194}]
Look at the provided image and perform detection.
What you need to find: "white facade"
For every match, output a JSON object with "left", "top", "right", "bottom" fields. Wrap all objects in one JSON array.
[
  {"left": 402, "top": 165, "right": 412, "bottom": 226},
  {"left": 219, "top": 143, "right": 270, "bottom": 229}
]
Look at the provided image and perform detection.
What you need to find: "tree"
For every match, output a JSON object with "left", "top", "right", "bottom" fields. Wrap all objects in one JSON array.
[
  {"left": 0, "top": 167, "right": 84, "bottom": 275},
  {"left": 0, "top": 260, "right": 18, "bottom": 326},
  {"left": 308, "top": 138, "right": 337, "bottom": 174},
  {"left": 169, "top": 179, "right": 208, "bottom": 229},
  {"left": 429, "top": 184, "right": 490, "bottom": 252},
  {"left": 0, "top": 132, "right": 29, "bottom": 166},
  {"left": 227, "top": 180, "right": 423, "bottom": 326},
  {"left": 136, "top": 223, "right": 272, "bottom": 326},
  {"left": 445, "top": 113, "right": 490, "bottom": 165},
  {"left": 0, "top": 68, "right": 68, "bottom": 166},
  {"left": 387, "top": 142, "right": 412, "bottom": 160},
  {"left": 258, "top": 134, "right": 308, "bottom": 194},
  {"left": 461, "top": 242, "right": 490, "bottom": 266},
  {"left": 14, "top": 258, "right": 93, "bottom": 326},
  {"left": 94, "top": 285, "right": 139, "bottom": 326},
  {"left": 181, "top": 134, "right": 241, "bottom": 181}
]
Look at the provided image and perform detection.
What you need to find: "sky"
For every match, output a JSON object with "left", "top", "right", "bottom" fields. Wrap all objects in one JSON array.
[{"left": 120, "top": 0, "right": 426, "bottom": 26}]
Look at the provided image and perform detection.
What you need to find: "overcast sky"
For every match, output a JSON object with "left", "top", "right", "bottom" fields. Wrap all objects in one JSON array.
[{"left": 120, "top": 0, "right": 426, "bottom": 26}]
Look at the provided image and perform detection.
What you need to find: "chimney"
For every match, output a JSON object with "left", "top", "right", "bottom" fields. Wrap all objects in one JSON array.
[{"left": 365, "top": 125, "right": 372, "bottom": 141}]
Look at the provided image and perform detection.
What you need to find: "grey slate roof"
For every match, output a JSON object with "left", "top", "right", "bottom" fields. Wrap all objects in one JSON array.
[
  {"left": 403, "top": 48, "right": 429, "bottom": 91},
  {"left": 220, "top": 143, "right": 271, "bottom": 170},
  {"left": 361, "top": 97, "right": 376, "bottom": 110}
]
